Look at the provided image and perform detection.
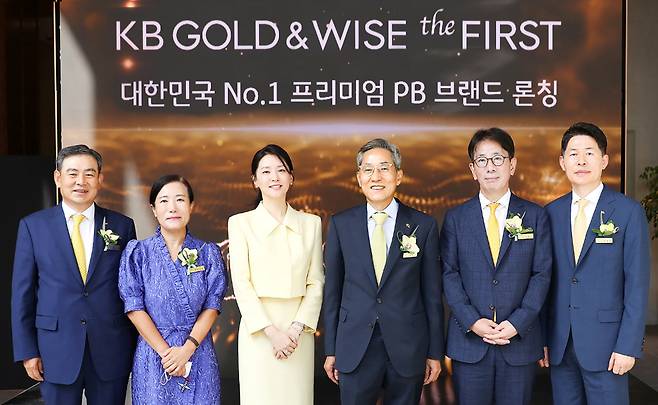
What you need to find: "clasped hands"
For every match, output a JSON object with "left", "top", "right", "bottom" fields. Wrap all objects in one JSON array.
[
  {"left": 159, "top": 343, "right": 194, "bottom": 377},
  {"left": 265, "top": 322, "right": 303, "bottom": 360},
  {"left": 471, "top": 318, "right": 517, "bottom": 345}
]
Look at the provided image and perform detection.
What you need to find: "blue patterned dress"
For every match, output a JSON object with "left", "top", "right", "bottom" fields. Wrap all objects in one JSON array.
[{"left": 119, "top": 228, "right": 227, "bottom": 405}]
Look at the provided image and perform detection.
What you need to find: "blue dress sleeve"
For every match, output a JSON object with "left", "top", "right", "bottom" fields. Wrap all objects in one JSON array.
[
  {"left": 201, "top": 242, "right": 228, "bottom": 312},
  {"left": 118, "top": 239, "right": 146, "bottom": 313}
]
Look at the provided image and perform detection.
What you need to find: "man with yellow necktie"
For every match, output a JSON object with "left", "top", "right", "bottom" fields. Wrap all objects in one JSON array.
[
  {"left": 542, "top": 123, "right": 650, "bottom": 405},
  {"left": 323, "top": 138, "right": 443, "bottom": 405},
  {"left": 11, "top": 145, "right": 137, "bottom": 405},
  {"left": 440, "top": 128, "right": 552, "bottom": 405}
]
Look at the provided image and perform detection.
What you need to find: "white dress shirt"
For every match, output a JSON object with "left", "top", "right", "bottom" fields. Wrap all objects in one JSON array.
[
  {"left": 479, "top": 189, "right": 511, "bottom": 243},
  {"left": 570, "top": 182, "right": 604, "bottom": 231},
  {"left": 367, "top": 199, "right": 399, "bottom": 254},
  {"left": 61, "top": 202, "right": 95, "bottom": 269}
]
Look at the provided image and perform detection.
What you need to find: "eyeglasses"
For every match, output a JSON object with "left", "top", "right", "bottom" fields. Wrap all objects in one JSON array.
[
  {"left": 358, "top": 162, "right": 395, "bottom": 177},
  {"left": 472, "top": 155, "right": 509, "bottom": 168}
]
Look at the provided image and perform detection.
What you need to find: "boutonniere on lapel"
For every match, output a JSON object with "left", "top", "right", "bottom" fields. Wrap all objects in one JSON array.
[
  {"left": 504, "top": 212, "right": 534, "bottom": 241},
  {"left": 397, "top": 224, "right": 420, "bottom": 258},
  {"left": 178, "top": 247, "right": 205, "bottom": 276},
  {"left": 98, "top": 217, "right": 121, "bottom": 251},
  {"left": 592, "top": 211, "right": 619, "bottom": 244}
]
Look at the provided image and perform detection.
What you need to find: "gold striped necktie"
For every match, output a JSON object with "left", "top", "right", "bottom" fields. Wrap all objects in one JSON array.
[
  {"left": 371, "top": 211, "right": 388, "bottom": 285},
  {"left": 486, "top": 202, "right": 501, "bottom": 265},
  {"left": 71, "top": 213, "right": 87, "bottom": 283},
  {"left": 573, "top": 199, "right": 589, "bottom": 264}
]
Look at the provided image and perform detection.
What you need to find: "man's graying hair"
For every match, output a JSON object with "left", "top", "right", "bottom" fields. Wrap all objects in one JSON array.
[
  {"left": 56, "top": 144, "right": 103, "bottom": 173},
  {"left": 356, "top": 138, "right": 402, "bottom": 170}
]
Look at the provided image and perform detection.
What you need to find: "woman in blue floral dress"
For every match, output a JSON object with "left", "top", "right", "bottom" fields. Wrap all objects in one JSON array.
[{"left": 119, "top": 174, "right": 227, "bottom": 404}]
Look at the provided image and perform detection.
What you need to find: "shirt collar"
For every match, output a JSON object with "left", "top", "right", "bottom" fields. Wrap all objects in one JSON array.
[
  {"left": 253, "top": 202, "right": 301, "bottom": 236},
  {"left": 367, "top": 198, "right": 399, "bottom": 221},
  {"left": 571, "top": 182, "right": 604, "bottom": 206},
  {"left": 61, "top": 201, "right": 95, "bottom": 222},
  {"left": 478, "top": 189, "right": 511, "bottom": 210}
]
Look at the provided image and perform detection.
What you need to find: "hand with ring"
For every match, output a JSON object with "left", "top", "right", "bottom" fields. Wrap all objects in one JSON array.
[{"left": 264, "top": 325, "right": 297, "bottom": 360}]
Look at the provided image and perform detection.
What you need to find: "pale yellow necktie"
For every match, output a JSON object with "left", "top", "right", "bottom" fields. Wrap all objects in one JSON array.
[
  {"left": 486, "top": 202, "right": 501, "bottom": 265},
  {"left": 371, "top": 211, "right": 388, "bottom": 285},
  {"left": 573, "top": 199, "right": 589, "bottom": 263},
  {"left": 71, "top": 213, "right": 87, "bottom": 283}
]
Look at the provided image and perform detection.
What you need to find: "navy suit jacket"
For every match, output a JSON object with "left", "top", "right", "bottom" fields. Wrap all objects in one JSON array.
[
  {"left": 441, "top": 194, "right": 552, "bottom": 365},
  {"left": 323, "top": 201, "right": 444, "bottom": 377},
  {"left": 544, "top": 185, "right": 650, "bottom": 371},
  {"left": 11, "top": 204, "right": 137, "bottom": 384}
]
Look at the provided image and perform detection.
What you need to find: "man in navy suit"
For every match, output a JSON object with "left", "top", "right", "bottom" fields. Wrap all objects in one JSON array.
[
  {"left": 323, "top": 138, "right": 443, "bottom": 405},
  {"left": 11, "top": 145, "right": 137, "bottom": 405},
  {"left": 541, "top": 123, "right": 650, "bottom": 405},
  {"left": 441, "top": 128, "right": 552, "bottom": 405}
]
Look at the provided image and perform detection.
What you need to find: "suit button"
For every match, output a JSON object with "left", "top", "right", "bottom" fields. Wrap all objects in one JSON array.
[
  {"left": 368, "top": 323, "right": 374, "bottom": 329},
  {"left": 492, "top": 280, "right": 498, "bottom": 285},
  {"left": 377, "top": 298, "right": 382, "bottom": 304},
  {"left": 83, "top": 291, "right": 89, "bottom": 297},
  {"left": 81, "top": 319, "right": 87, "bottom": 325},
  {"left": 571, "top": 277, "right": 578, "bottom": 284},
  {"left": 489, "top": 305, "right": 495, "bottom": 311}
]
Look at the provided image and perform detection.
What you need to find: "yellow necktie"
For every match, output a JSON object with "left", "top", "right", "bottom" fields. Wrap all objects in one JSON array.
[
  {"left": 486, "top": 202, "right": 501, "bottom": 265},
  {"left": 573, "top": 199, "right": 589, "bottom": 263},
  {"left": 71, "top": 213, "right": 87, "bottom": 284},
  {"left": 371, "top": 211, "right": 388, "bottom": 285}
]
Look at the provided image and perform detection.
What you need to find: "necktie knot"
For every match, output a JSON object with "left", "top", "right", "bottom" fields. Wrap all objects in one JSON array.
[
  {"left": 488, "top": 202, "right": 500, "bottom": 214},
  {"left": 73, "top": 213, "right": 85, "bottom": 226},
  {"left": 577, "top": 199, "right": 589, "bottom": 210},
  {"left": 372, "top": 211, "right": 388, "bottom": 226}
]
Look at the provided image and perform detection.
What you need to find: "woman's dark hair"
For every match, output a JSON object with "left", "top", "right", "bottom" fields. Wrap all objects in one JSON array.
[
  {"left": 251, "top": 144, "right": 294, "bottom": 207},
  {"left": 149, "top": 174, "right": 195, "bottom": 206}
]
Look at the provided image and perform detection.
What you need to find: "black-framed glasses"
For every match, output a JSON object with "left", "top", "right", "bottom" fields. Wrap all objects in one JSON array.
[
  {"left": 472, "top": 155, "right": 509, "bottom": 168},
  {"left": 358, "top": 162, "right": 395, "bottom": 177}
]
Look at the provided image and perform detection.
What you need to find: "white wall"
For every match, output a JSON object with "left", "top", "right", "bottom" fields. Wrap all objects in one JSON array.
[{"left": 627, "top": 0, "right": 658, "bottom": 324}]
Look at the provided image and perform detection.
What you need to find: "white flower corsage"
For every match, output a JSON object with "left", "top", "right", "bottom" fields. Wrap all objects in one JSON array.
[
  {"left": 98, "top": 217, "right": 121, "bottom": 251},
  {"left": 177, "top": 248, "right": 205, "bottom": 275},
  {"left": 397, "top": 224, "right": 420, "bottom": 258},
  {"left": 593, "top": 211, "right": 619, "bottom": 244},
  {"left": 504, "top": 212, "right": 534, "bottom": 241}
]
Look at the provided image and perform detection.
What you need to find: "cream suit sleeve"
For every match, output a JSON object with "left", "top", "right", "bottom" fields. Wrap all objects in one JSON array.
[
  {"left": 228, "top": 215, "right": 272, "bottom": 334},
  {"left": 293, "top": 215, "right": 325, "bottom": 332}
]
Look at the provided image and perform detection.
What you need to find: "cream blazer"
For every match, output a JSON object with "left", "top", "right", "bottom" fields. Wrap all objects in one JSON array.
[{"left": 228, "top": 203, "right": 324, "bottom": 334}]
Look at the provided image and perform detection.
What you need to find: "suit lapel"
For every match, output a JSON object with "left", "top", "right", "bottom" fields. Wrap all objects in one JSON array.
[
  {"left": 496, "top": 194, "right": 525, "bottom": 267},
  {"left": 377, "top": 202, "right": 409, "bottom": 290},
  {"left": 557, "top": 194, "right": 577, "bottom": 270},
  {"left": 51, "top": 205, "right": 84, "bottom": 286},
  {"left": 576, "top": 186, "right": 617, "bottom": 268},
  {"left": 353, "top": 205, "right": 379, "bottom": 289},
  {"left": 466, "top": 196, "right": 496, "bottom": 270},
  {"left": 86, "top": 205, "right": 105, "bottom": 283}
]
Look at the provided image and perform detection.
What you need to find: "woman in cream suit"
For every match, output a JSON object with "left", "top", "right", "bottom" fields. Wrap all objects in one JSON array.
[{"left": 228, "top": 144, "right": 324, "bottom": 405}]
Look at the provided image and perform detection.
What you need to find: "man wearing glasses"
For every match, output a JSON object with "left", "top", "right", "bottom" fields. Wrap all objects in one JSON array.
[
  {"left": 440, "top": 128, "right": 552, "bottom": 405},
  {"left": 323, "top": 138, "right": 444, "bottom": 405}
]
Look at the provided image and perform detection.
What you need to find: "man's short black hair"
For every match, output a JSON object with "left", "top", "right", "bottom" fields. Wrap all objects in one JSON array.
[
  {"left": 561, "top": 122, "right": 607, "bottom": 155},
  {"left": 467, "top": 128, "right": 515, "bottom": 160}
]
